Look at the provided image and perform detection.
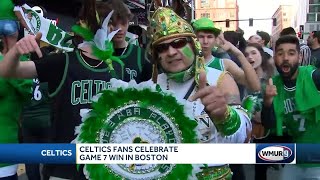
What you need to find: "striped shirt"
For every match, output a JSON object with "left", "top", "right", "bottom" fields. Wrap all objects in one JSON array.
[{"left": 300, "top": 43, "right": 312, "bottom": 66}]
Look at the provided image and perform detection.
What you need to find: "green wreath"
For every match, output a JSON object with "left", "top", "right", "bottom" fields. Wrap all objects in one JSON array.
[{"left": 74, "top": 80, "right": 198, "bottom": 180}]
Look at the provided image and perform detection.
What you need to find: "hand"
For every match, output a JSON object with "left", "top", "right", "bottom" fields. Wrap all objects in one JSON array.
[
  {"left": 190, "top": 71, "right": 228, "bottom": 122},
  {"left": 264, "top": 78, "right": 277, "bottom": 107},
  {"left": 15, "top": 33, "right": 42, "bottom": 58},
  {"left": 216, "top": 33, "right": 233, "bottom": 52}
]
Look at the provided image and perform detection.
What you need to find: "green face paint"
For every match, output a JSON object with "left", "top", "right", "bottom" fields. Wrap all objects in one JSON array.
[{"left": 181, "top": 45, "right": 195, "bottom": 62}]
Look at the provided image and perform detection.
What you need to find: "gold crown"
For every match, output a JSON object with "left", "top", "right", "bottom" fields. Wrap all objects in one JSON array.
[{"left": 149, "top": 7, "right": 196, "bottom": 46}]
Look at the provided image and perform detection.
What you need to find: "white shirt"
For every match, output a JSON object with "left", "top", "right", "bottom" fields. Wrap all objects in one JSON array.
[{"left": 155, "top": 67, "right": 250, "bottom": 178}]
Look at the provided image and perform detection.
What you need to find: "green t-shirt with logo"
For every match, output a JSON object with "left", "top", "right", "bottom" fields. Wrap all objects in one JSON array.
[{"left": 279, "top": 86, "right": 303, "bottom": 138}]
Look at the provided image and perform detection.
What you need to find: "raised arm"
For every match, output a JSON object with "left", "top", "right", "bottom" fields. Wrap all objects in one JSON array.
[
  {"left": 190, "top": 72, "right": 251, "bottom": 142},
  {"left": 217, "top": 34, "right": 261, "bottom": 92},
  {"left": 261, "top": 78, "right": 277, "bottom": 129},
  {"left": 0, "top": 34, "right": 42, "bottom": 79},
  {"left": 218, "top": 72, "right": 251, "bottom": 142}
]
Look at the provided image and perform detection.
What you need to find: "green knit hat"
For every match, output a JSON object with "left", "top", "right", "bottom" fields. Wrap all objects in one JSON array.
[{"left": 192, "top": 17, "right": 221, "bottom": 35}]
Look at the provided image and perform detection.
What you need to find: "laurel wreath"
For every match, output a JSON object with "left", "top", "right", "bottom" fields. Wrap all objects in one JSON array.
[{"left": 73, "top": 80, "right": 198, "bottom": 180}]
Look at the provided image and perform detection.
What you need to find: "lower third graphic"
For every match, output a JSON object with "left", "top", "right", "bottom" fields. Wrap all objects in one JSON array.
[{"left": 256, "top": 144, "right": 295, "bottom": 164}]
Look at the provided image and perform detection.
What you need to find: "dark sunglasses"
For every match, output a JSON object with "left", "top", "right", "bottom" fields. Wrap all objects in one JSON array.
[{"left": 154, "top": 38, "right": 190, "bottom": 53}]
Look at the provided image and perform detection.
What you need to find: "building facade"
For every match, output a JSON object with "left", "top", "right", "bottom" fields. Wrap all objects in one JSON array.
[
  {"left": 293, "top": 0, "right": 320, "bottom": 40},
  {"left": 195, "top": 0, "right": 239, "bottom": 31},
  {"left": 271, "top": 5, "right": 294, "bottom": 39}
]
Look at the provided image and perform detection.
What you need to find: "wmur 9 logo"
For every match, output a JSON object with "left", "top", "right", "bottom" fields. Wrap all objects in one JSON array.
[{"left": 256, "top": 144, "right": 295, "bottom": 164}]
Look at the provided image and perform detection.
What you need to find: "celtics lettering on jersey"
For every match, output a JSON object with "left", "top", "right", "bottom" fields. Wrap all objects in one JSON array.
[
  {"left": 71, "top": 80, "right": 111, "bottom": 105},
  {"left": 126, "top": 68, "right": 137, "bottom": 80},
  {"left": 283, "top": 86, "right": 306, "bottom": 133},
  {"left": 70, "top": 68, "right": 138, "bottom": 106}
]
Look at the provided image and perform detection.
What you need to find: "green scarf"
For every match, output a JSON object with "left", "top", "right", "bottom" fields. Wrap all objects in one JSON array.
[
  {"left": 273, "top": 66, "right": 320, "bottom": 136},
  {"left": 167, "top": 63, "right": 195, "bottom": 83}
]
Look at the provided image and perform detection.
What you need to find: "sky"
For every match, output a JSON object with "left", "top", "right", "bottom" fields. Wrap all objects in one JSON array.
[{"left": 238, "top": 0, "right": 297, "bottom": 40}]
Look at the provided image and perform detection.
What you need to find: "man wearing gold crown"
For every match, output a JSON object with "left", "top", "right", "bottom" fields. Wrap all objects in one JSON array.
[{"left": 148, "top": 7, "right": 251, "bottom": 179}]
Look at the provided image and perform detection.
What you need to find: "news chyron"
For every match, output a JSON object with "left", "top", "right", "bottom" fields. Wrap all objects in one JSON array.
[{"left": 256, "top": 144, "right": 295, "bottom": 164}]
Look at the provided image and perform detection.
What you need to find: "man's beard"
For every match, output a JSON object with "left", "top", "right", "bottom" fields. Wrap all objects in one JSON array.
[{"left": 276, "top": 62, "right": 299, "bottom": 80}]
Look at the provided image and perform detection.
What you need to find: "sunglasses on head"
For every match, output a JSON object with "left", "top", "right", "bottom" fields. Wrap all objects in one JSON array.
[{"left": 154, "top": 38, "right": 191, "bottom": 53}]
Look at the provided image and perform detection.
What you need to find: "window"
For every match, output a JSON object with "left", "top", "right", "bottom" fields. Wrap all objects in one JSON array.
[
  {"left": 283, "top": 13, "right": 286, "bottom": 16},
  {"left": 284, "top": 18, "right": 287, "bottom": 22},
  {"left": 201, "top": 0, "right": 209, "bottom": 7},
  {"left": 307, "top": 13, "right": 316, "bottom": 21},
  {"left": 309, "top": 5, "right": 320, "bottom": 13},
  {"left": 201, "top": 13, "right": 210, "bottom": 18},
  {"left": 310, "top": 0, "right": 320, "bottom": 4},
  {"left": 226, "top": 0, "right": 235, "bottom": 8},
  {"left": 317, "top": 14, "right": 320, "bottom": 21},
  {"left": 310, "top": 24, "right": 315, "bottom": 31},
  {"left": 230, "top": 13, "right": 235, "bottom": 18}
]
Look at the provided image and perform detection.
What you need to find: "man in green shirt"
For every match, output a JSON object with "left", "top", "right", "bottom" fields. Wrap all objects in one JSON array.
[
  {"left": 0, "top": 54, "right": 32, "bottom": 179},
  {"left": 262, "top": 35, "right": 320, "bottom": 180}
]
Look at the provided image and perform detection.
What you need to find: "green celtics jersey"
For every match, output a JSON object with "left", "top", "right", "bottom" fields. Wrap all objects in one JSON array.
[
  {"left": 273, "top": 66, "right": 320, "bottom": 168},
  {"left": 281, "top": 86, "right": 320, "bottom": 144},
  {"left": 273, "top": 66, "right": 320, "bottom": 143},
  {"left": 206, "top": 56, "right": 225, "bottom": 71},
  {"left": 281, "top": 86, "right": 305, "bottom": 139}
]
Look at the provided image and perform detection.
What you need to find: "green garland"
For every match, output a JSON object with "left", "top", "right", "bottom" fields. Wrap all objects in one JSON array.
[
  {"left": 74, "top": 84, "right": 198, "bottom": 180},
  {"left": 71, "top": 25, "right": 94, "bottom": 41}
]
